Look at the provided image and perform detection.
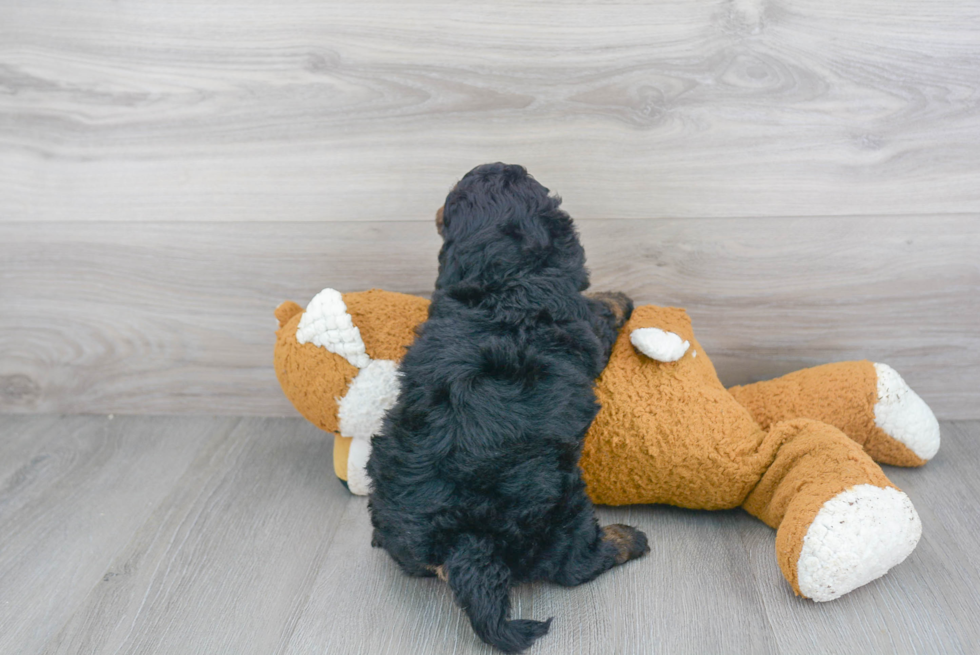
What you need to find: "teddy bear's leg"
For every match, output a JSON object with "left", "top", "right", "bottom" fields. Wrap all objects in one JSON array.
[
  {"left": 346, "top": 437, "right": 373, "bottom": 495},
  {"left": 742, "top": 419, "right": 921, "bottom": 601},
  {"left": 333, "top": 433, "right": 352, "bottom": 488},
  {"left": 332, "top": 434, "right": 377, "bottom": 496},
  {"left": 728, "top": 361, "right": 939, "bottom": 466}
]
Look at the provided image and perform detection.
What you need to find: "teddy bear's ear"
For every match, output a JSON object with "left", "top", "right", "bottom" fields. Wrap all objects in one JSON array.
[
  {"left": 630, "top": 327, "right": 690, "bottom": 363},
  {"left": 295, "top": 289, "right": 371, "bottom": 369},
  {"left": 275, "top": 301, "right": 304, "bottom": 328}
]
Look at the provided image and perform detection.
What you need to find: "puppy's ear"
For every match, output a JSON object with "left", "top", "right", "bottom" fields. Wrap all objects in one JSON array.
[
  {"left": 500, "top": 218, "right": 551, "bottom": 256},
  {"left": 441, "top": 191, "right": 470, "bottom": 239},
  {"left": 522, "top": 219, "right": 552, "bottom": 256}
]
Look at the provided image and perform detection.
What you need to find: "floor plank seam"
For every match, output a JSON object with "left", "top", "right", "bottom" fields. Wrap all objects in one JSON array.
[{"left": 734, "top": 517, "right": 782, "bottom": 655}]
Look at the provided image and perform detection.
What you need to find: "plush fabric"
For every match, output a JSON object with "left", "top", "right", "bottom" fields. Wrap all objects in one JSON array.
[{"left": 274, "top": 288, "right": 940, "bottom": 601}]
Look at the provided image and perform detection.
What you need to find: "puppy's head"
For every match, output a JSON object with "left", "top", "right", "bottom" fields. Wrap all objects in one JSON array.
[
  {"left": 439, "top": 164, "right": 547, "bottom": 240},
  {"left": 435, "top": 163, "right": 586, "bottom": 290}
]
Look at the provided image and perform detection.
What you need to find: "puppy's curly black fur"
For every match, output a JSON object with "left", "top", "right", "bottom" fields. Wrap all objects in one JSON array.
[{"left": 367, "top": 163, "right": 649, "bottom": 653}]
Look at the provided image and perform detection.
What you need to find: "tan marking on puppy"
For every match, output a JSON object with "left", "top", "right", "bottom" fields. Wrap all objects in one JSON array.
[
  {"left": 585, "top": 291, "right": 633, "bottom": 330},
  {"left": 435, "top": 206, "right": 445, "bottom": 235},
  {"left": 425, "top": 564, "right": 449, "bottom": 582},
  {"left": 602, "top": 524, "right": 647, "bottom": 564}
]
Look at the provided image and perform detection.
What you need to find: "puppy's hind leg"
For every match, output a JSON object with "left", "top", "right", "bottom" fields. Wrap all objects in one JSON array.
[{"left": 543, "top": 507, "right": 649, "bottom": 587}]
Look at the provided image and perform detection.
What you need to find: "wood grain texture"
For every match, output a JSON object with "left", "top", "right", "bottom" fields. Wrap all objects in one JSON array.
[
  {"left": 2, "top": 415, "right": 977, "bottom": 654},
  {"left": 283, "top": 500, "right": 779, "bottom": 655},
  {"left": 1, "top": 1, "right": 978, "bottom": 222},
  {"left": 0, "top": 414, "right": 238, "bottom": 655},
  {"left": 2, "top": 216, "right": 977, "bottom": 418},
  {"left": 42, "top": 417, "right": 344, "bottom": 655},
  {"left": 0, "top": 414, "right": 65, "bottom": 483},
  {"left": 737, "top": 420, "right": 980, "bottom": 655}
]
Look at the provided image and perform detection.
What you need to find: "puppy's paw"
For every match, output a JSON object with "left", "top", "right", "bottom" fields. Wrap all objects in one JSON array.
[
  {"left": 587, "top": 291, "right": 634, "bottom": 329},
  {"left": 602, "top": 524, "right": 650, "bottom": 564}
]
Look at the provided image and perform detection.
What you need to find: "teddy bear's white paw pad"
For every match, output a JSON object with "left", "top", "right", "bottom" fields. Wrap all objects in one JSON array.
[
  {"left": 797, "top": 484, "right": 921, "bottom": 602},
  {"left": 347, "top": 438, "right": 373, "bottom": 496},
  {"left": 873, "top": 363, "right": 940, "bottom": 460},
  {"left": 630, "top": 328, "right": 690, "bottom": 362}
]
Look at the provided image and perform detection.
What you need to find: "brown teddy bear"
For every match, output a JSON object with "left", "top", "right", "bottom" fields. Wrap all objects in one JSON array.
[{"left": 274, "top": 288, "right": 939, "bottom": 602}]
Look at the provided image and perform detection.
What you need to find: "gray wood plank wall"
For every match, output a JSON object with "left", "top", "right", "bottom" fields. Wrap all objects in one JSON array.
[{"left": 2, "top": 1, "right": 978, "bottom": 418}]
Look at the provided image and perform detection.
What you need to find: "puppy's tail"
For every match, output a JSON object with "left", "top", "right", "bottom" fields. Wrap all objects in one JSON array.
[{"left": 444, "top": 534, "right": 552, "bottom": 653}]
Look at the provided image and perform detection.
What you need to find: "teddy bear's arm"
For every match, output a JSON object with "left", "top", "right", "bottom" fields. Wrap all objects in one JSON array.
[{"left": 630, "top": 327, "right": 690, "bottom": 362}]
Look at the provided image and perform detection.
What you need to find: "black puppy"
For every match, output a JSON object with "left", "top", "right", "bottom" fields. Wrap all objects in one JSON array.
[{"left": 367, "top": 163, "right": 648, "bottom": 653}]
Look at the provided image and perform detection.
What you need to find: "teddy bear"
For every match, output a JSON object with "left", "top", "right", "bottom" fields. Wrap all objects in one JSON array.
[{"left": 274, "top": 288, "right": 940, "bottom": 602}]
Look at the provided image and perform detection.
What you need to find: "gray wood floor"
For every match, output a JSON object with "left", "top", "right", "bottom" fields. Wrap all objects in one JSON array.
[{"left": 2, "top": 415, "right": 976, "bottom": 655}]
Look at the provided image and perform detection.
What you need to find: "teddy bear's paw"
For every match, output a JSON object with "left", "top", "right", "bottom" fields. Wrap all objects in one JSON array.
[
  {"left": 873, "top": 363, "right": 940, "bottom": 461},
  {"left": 346, "top": 438, "right": 373, "bottom": 496},
  {"left": 797, "top": 484, "right": 921, "bottom": 602},
  {"left": 630, "top": 328, "right": 690, "bottom": 362}
]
